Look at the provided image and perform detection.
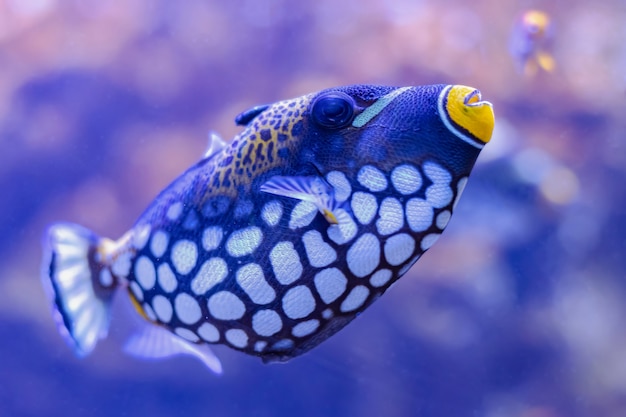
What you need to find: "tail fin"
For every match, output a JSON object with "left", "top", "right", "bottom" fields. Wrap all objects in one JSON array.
[{"left": 41, "top": 223, "right": 121, "bottom": 356}]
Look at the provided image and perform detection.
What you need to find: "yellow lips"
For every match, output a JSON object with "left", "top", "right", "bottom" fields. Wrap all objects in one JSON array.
[{"left": 445, "top": 85, "right": 495, "bottom": 145}]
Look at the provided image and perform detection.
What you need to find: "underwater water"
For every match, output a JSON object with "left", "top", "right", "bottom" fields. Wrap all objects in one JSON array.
[{"left": 1, "top": 1, "right": 626, "bottom": 416}]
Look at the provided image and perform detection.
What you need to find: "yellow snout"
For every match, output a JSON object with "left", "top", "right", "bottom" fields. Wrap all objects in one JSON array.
[{"left": 446, "top": 85, "right": 495, "bottom": 145}]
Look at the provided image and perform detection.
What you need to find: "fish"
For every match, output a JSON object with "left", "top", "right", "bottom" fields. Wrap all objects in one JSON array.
[
  {"left": 509, "top": 9, "right": 556, "bottom": 76},
  {"left": 41, "top": 84, "right": 495, "bottom": 373}
]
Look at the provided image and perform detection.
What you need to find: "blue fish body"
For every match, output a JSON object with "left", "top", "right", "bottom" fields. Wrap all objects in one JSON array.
[{"left": 42, "top": 84, "right": 494, "bottom": 372}]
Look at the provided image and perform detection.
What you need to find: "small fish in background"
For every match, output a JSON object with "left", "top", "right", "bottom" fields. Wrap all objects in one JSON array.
[
  {"left": 41, "top": 83, "right": 494, "bottom": 374},
  {"left": 509, "top": 9, "right": 556, "bottom": 76}
]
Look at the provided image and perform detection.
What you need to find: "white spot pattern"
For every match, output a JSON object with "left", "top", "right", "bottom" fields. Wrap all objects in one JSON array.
[
  {"left": 133, "top": 224, "right": 151, "bottom": 250},
  {"left": 202, "top": 226, "right": 223, "bottom": 252},
  {"left": 302, "top": 230, "right": 337, "bottom": 268},
  {"left": 157, "top": 263, "right": 178, "bottom": 293},
  {"left": 174, "top": 293, "right": 202, "bottom": 325},
  {"left": 351, "top": 192, "right": 378, "bottom": 225},
  {"left": 292, "top": 319, "right": 320, "bottom": 337},
  {"left": 327, "top": 209, "right": 357, "bottom": 244},
  {"left": 135, "top": 256, "right": 156, "bottom": 290},
  {"left": 152, "top": 295, "right": 173, "bottom": 322},
  {"left": 436, "top": 210, "right": 452, "bottom": 229},
  {"left": 166, "top": 202, "right": 183, "bottom": 221},
  {"left": 289, "top": 201, "right": 318, "bottom": 229},
  {"left": 424, "top": 162, "right": 453, "bottom": 208},
  {"left": 99, "top": 269, "right": 113, "bottom": 287},
  {"left": 208, "top": 291, "right": 246, "bottom": 320},
  {"left": 406, "top": 198, "right": 434, "bottom": 232},
  {"left": 175, "top": 327, "right": 199, "bottom": 342},
  {"left": 326, "top": 171, "right": 351, "bottom": 202},
  {"left": 191, "top": 257, "right": 228, "bottom": 295},
  {"left": 340, "top": 285, "right": 370, "bottom": 312},
  {"left": 111, "top": 252, "right": 131, "bottom": 278},
  {"left": 384, "top": 233, "right": 415, "bottom": 266},
  {"left": 376, "top": 197, "right": 404, "bottom": 235},
  {"left": 282, "top": 285, "right": 315, "bottom": 319},
  {"left": 391, "top": 164, "right": 422, "bottom": 195},
  {"left": 171, "top": 240, "right": 198, "bottom": 275},
  {"left": 143, "top": 303, "right": 157, "bottom": 321},
  {"left": 236, "top": 263, "right": 276, "bottom": 304},
  {"left": 252, "top": 309, "right": 283, "bottom": 336},
  {"left": 322, "top": 308, "right": 333, "bottom": 319},
  {"left": 150, "top": 230, "right": 169, "bottom": 258},
  {"left": 421, "top": 233, "right": 441, "bottom": 251},
  {"left": 225, "top": 329, "right": 248, "bottom": 348},
  {"left": 370, "top": 269, "right": 392, "bottom": 288},
  {"left": 357, "top": 165, "right": 387, "bottom": 192},
  {"left": 254, "top": 341, "right": 267, "bottom": 352},
  {"left": 261, "top": 200, "right": 283, "bottom": 226},
  {"left": 226, "top": 227, "right": 263, "bottom": 257},
  {"left": 130, "top": 281, "right": 143, "bottom": 301},
  {"left": 198, "top": 322, "right": 220, "bottom": 342},
  {"left": 270, "top": 241, "right": 303, "bottom": 285},
  {"left": 346, "top": 233, "right": 380, "bottom": 277},
  {"left": 314, "top": 267, "right": 348, "bottom": 304}
]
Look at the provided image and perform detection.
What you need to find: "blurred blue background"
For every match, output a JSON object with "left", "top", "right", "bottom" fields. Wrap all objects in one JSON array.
[{"left": 1, "top": 1, "right": 626, "bottom": 416}]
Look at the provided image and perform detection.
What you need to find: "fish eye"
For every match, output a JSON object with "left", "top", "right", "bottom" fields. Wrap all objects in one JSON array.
[{"left": 311, "top": 92, "right": 355, "bottom": 129}]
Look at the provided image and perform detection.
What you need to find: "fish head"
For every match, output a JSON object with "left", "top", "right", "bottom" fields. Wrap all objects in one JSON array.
[
  {"left": 282, "top": 84, "right": 495, "bottom": 180},
  {"left": 227, "top": 84, "right": 493, "bottom": 196}
]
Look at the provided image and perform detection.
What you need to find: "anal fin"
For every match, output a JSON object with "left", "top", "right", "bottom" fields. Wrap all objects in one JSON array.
[{"left": 124, "top": 325, "right": 223, "bottom": 374}]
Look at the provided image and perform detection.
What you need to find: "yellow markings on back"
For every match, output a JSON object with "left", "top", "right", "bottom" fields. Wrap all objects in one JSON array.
[
  {"left": 199, "top": 95, "right": 313, "bottom": 204},
  {"left": 445, "top": 85, "right": 495, "bottom": 145}
]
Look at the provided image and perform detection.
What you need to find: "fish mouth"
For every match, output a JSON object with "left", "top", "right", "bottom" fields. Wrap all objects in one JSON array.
[
  {"left": 438, "top": 85, "right": 495, "bottom": 147},
  {"left": 463, "top": 89, "right": 492, "bottom": 108}
]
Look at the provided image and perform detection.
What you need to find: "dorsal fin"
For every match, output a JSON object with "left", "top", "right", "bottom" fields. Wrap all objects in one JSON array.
[
  {"left": 204, "top": 132, "right": 228, "bottom": 158},
  {"left": 235, "top": 104, "right": 270, "bottom": 126}
]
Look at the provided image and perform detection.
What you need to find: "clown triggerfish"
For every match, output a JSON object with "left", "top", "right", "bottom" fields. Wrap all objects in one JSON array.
[{"left": 42, "top": 84, "right": 495, "bottom": 373}]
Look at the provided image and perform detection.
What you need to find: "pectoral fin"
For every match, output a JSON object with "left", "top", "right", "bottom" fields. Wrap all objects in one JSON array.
[{"left": 260, "top": 176, "right": 339, "bottom": 224}]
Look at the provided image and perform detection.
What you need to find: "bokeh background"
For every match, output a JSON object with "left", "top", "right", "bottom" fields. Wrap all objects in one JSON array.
[{"left": 1, "top": 1, "right": 626, "bottom": 416}]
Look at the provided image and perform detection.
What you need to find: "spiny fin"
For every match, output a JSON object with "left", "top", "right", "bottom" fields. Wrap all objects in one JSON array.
[
  {"left": 204, "top": 131, "right": 228, "bottom": 158},
  {"left": 260, "top": 175, "right": 339, "bottom": 224},
  {"left": 235, "top": 104, "right": 270, "bottom": 126},
  {"left": 124, "top": 325, "right": 223, "bottom": 374},
  {"left": 42, "top": 223, "right": 121, "bottom": 356}
]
